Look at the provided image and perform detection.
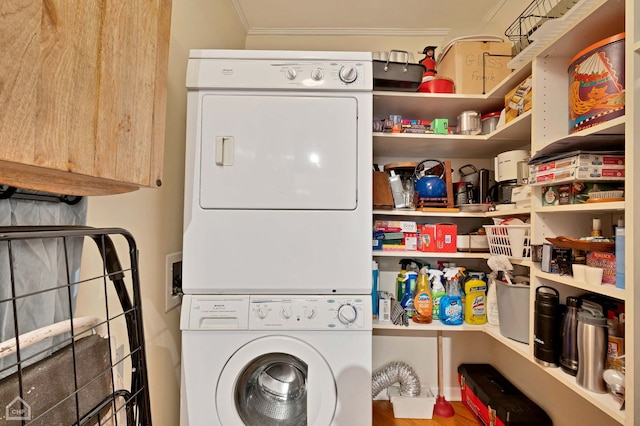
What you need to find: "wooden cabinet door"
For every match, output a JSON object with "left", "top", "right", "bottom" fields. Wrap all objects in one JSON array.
[{"left": 0, "top": 0, "right": 171, "bottom": 195}]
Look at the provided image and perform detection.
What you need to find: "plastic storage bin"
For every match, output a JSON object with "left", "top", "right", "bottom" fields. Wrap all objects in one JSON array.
[
  {"left": 496, "top": 280, "right": 530, "bottom": 343},
  {"left": 484, "top": 225, "right": 531, "bottom": 259},
  {"left": 388, "top": 386, "right": 436, "bottom": 419}
]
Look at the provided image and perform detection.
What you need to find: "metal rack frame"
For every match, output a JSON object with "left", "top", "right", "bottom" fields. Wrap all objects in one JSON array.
[
  {"left": 505, "top": 0, "right": 580, "bottom": 55},
  {"left": 0, "top": 226, "right": 151, "bottom": 425}
]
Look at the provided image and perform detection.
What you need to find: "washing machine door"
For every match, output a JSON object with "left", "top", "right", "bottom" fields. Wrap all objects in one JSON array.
[{"left": 216, "top": 335, "right": 337, "bottom": 425}]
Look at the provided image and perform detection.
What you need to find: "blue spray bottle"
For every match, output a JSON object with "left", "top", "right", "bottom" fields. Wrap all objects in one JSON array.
[
  {"left": 439, "top": 268, "right": 463, "bottom": 325},
  {"left": 400, "top": 271, "right": 417, "bottom": 318}
]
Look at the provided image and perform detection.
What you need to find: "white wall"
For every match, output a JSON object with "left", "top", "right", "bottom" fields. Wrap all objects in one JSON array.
[{"left": 77, "top": 1, "right": 245, "bottom": 425}]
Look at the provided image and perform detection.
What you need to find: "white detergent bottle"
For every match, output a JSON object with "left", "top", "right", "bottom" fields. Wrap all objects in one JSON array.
[
  {"left": 486, "top": 272, "right": 500, "bottom": 326},
  {"left": 429, "top": 269, "right": 445, "bottom": 321}
]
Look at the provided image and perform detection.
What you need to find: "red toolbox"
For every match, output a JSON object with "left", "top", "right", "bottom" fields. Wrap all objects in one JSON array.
[{"left": 458, "top": 364, "right": 552, "bottom": 426}]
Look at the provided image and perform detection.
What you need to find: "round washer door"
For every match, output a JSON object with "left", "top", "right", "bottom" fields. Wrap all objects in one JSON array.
[{"left": 216, "top": 335, "right": 337, "bottom": 425}]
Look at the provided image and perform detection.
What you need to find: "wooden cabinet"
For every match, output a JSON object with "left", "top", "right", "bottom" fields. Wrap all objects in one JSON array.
[{"left": 0, "top": 0, "right": 172, "bottom": 196}]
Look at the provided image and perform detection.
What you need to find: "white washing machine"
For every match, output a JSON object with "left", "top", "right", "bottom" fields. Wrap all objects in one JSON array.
[
  {"left": 183, "top": 50, "right": 372, "bottom": 295},
  {"left": 180, "top": 295, "right": 372, "bottom": 426}
]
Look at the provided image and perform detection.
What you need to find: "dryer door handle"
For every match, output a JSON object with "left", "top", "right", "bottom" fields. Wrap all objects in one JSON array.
[{"left": 215, "top": 136, "right": 235, "bottom": 166}]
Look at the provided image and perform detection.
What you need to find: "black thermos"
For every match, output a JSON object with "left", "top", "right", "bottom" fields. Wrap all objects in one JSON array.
[{"left": 534, "top": 286, "right": 561, "bottom": 367}]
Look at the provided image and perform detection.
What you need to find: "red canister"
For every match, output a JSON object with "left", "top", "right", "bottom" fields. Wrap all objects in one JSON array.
[
  {"left": 568, "top": 33, "right": 625, "bottom": 134},
  {"left": 480, "top": 111, "right": 501, "bottom": 135}
]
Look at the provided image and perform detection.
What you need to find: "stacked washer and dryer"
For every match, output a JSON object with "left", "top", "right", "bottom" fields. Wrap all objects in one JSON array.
[{"left": 180, "top": 50, "right": 373, "bottom": 425}]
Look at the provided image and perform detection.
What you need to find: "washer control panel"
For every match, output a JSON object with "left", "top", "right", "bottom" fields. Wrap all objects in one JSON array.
[
  {"left": 249, "top": 295, "right": 370, "bottom": 330},
  {"left": 181, "top": 294, "right": 371, "bottom": 331}
]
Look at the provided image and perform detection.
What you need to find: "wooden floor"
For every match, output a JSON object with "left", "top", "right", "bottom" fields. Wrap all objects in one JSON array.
[{"left": 373, "top": 400, "right": 479, "bottom": 426}]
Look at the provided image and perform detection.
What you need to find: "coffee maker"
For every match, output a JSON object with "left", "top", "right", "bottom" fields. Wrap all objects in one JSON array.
[
  {"left": 457, "top": 164, "right": 494, "bottom": 205},
  {"left": 493, "top": 149, "right": 529, "bottom": 204}
]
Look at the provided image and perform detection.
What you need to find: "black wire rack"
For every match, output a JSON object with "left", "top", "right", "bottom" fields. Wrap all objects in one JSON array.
[
  {"left": 505, "top": 0, "right": 580, "bottom": 55},
  {"left": 0, "top": 226, "right": 151, "bottom": 426}
]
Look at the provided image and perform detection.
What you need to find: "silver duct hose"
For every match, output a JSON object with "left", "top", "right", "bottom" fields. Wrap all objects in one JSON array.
[{"left": 371, "top": 361, "right": 421, "bottom": 398}]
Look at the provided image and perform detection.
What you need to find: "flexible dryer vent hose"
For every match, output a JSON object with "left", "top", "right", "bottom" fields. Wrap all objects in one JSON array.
[{"left": 371, "top": 361, "right": 421, "bottom": 398}]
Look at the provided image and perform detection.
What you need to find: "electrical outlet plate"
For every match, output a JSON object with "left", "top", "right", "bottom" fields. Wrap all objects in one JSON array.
[{"left": 165, "top": 252, "right": 183, "bottom": 313}]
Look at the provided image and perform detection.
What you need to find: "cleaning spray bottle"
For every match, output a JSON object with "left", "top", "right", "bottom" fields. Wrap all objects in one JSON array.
[
  {"left": 413, "top": 267, "right": 433, "bottom": 324},
  {"left": 439, "top": 268, "right": 463, "bottom": 325},
  {"left": 396, "top": 259, "right": 418, "bottom": 301},
  {"left": 452, "top": 265, "right": 467, "bottom": 322},
  {"left": 400, "top": 271, "right": 418, "bottom": 318},
  {"left": 464, "top": 272, "right": 487, "bottom": 325},
  {"left": 429, "top": 269, "right": 445, "bottom": 321}
]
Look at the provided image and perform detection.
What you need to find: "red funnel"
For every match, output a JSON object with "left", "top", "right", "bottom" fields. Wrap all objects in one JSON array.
[{"left": 433, "top": 330, "right": 455, "bottom": 418}]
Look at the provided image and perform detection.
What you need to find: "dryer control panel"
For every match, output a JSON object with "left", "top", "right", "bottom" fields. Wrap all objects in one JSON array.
[{"left": 187, "top": 57, "right": 373, "bottom": 91}]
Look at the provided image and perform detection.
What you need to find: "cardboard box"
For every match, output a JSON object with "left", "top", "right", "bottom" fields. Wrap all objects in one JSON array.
[
  {"left": 378, "top": 292, "right": 393, "bottom": 322},
  {"left": 436, "top": 41, "right": 513, "bottom": 94},
  {"left": 374, "top": 220, "right": 417, "bottom": 233},
  {"left": 586, "top": 251, "right": 616, "bottom": 285},
  {"left": 417, "top": 223, "right": 457, "bottom": 253},
  {"left": 541, "top": 182, "right": 624, "bottom": 205},
  {"left": 530, "top": 153, "right": 625, "bottom": 175},
  {"left": 372, "top": 230, "right": 384, "bottom": 251},
  {"left": 530, "top": 168, "right": 576, "bottom": 185},
  {"left": 606, "top": 335, "right": 625, "bottom": 371},
  {"left": 505, "top": 76, "right": 532, "bottom": 123},
  {"left": 404, "top": 233, "right": 418, "bottom": 251},
  {"left": 574, "top": 166, "right": 625, "bottom": 180},
  {"left": 541, "top": 184, "right": 572, "bottom": 206},
  {"left": 531, "top": 166, "right": 625, "bottom": 184}
]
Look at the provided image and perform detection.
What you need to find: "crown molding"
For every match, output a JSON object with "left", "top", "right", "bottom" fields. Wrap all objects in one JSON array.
[
  {"left": 482, "top": 0, "right": 508, "bottom": 23},
  {"left": 230, "top": 0, "right": 250, "bottom": 32},
  {"left": 245, "top": 27, "right": 450, "bottom": 37}
]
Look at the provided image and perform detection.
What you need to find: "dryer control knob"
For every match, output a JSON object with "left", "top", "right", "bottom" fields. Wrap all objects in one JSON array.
[
  {"left": 337, "top": 304, "right": 358, "bottom": 324},
  {"left": 285, "top": 68, "right": 297, "bottom": 80},
  {"left": 311, "top": 68, "right": 324, "bottom": 81},
  {"left": 338, "top": 66, "right": 358, "bottom": 83},
  {"left": 256, "top": 306, "right": 268, "bottom": 319}
]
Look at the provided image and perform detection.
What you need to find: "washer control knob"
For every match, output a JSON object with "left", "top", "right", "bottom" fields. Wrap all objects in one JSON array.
[
  {"left": 306, "top": 307, "right": 317, "bottom": 319},
  {"left": 285, "top": 68, "right": 297, "bottom": 80},
  {"left": 338, "top": 66, "right": 358, "bottom": 83},
  {"left": 256, "top": 306, "right": 268, "bottom": 319},
  {"left": 311, "top": 68, "right": 324, "bottom": 81},
  {"left": 281, "top": 307, "right": 292, "bottom": 319},
  {"left": 337, "top": 304, "right": 358, "bottom": 324}
]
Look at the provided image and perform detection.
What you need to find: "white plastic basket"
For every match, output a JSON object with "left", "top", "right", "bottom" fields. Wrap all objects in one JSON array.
[{"left": 483, "top": 225, "right": 531, "bottom": 259}]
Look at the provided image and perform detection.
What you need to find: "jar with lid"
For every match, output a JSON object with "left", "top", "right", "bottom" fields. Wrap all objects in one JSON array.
[{"left": 456, "top": 111, "right": 481, "bottom": 135}]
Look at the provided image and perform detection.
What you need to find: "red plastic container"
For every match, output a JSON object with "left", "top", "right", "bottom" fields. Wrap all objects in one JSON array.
[
  {"left": 568, "top": 33, "right": 625, "bottom": 134},
  {"left": 418, "top": 77, "right": 455, "bottom": 93}
]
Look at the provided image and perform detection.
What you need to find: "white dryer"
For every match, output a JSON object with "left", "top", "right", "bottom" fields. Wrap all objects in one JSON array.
[
  {"left": 180, "top": 295, "right": 372, "bottom": 426},
  {"left": 183, "top": 50, "right": 372, "bottom": 295}
]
